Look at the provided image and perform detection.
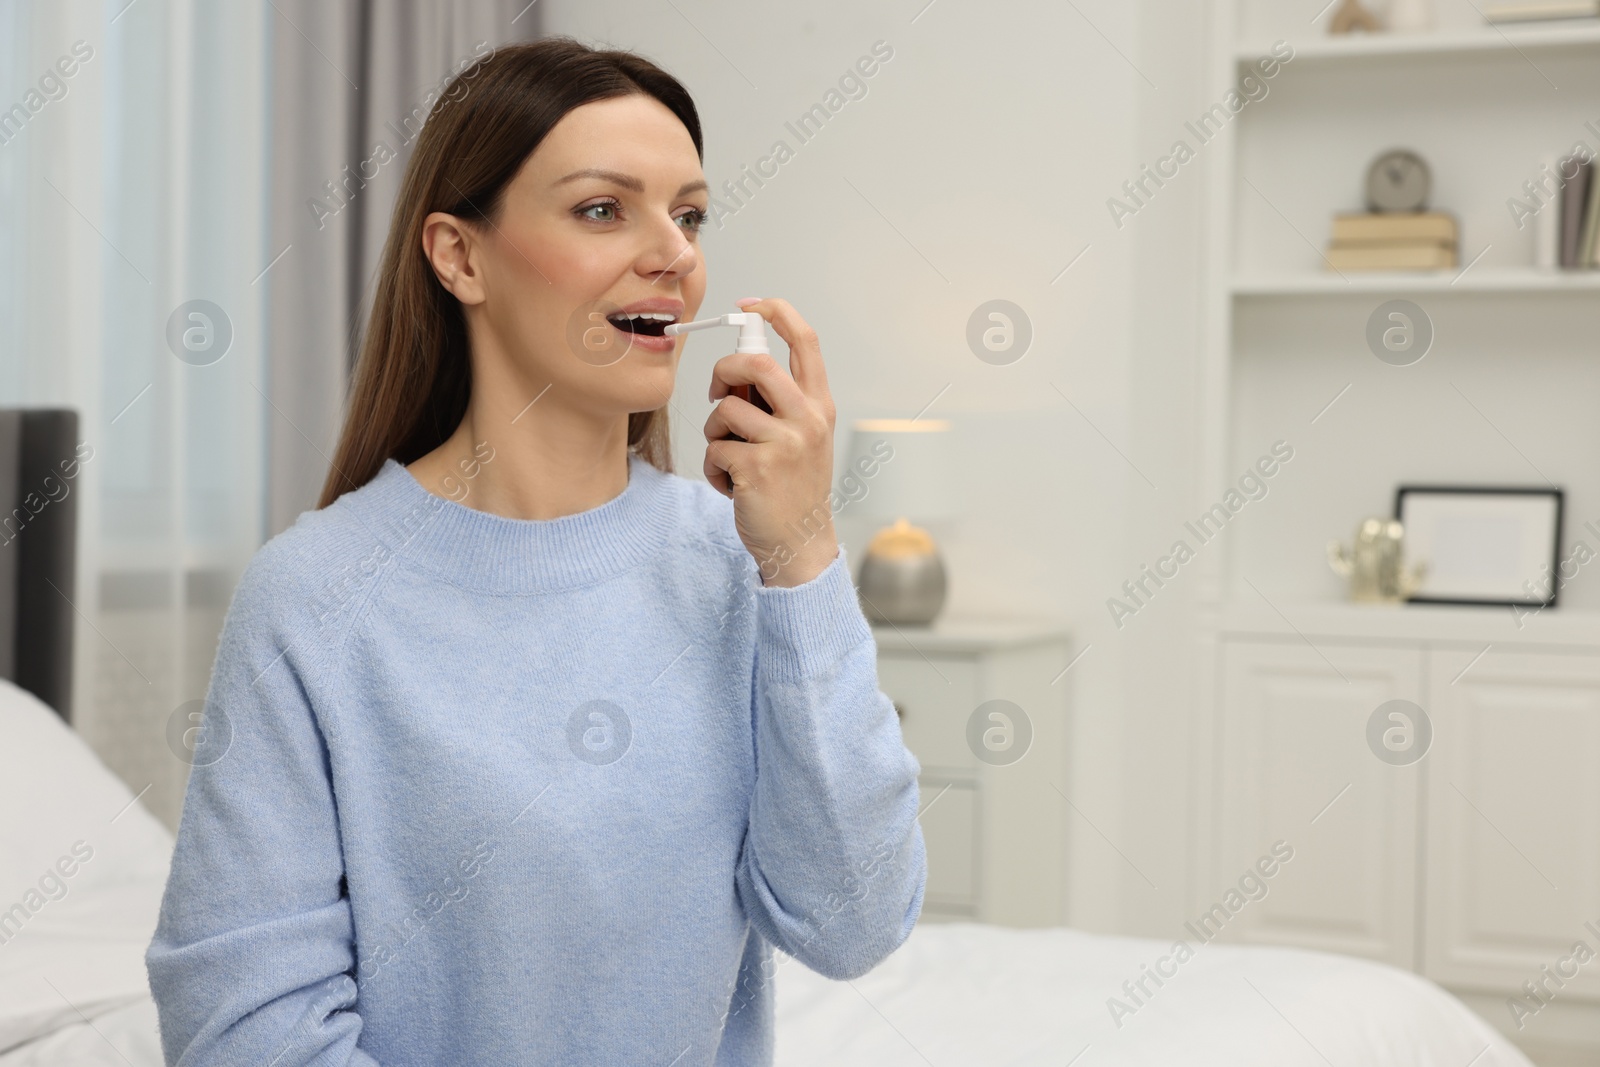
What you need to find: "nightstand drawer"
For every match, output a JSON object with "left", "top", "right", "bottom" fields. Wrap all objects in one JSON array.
[
  {"left": 872, "top": 619, "right": 1071, "bottom": 927},
  {"left": 920, "top": 776, "right": 977, "bottom": 911},
  {"left": 878, "top": 653, "right": 979, "bottom": 772}
]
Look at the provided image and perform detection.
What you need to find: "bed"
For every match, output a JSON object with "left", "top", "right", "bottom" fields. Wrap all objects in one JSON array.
[
  {"left": 0, "top": 678, "right": 1535, "bottom": 1067},
  {"left": 0, "top": 677, "right": 169, "bottom": 1066},
  {"left": 774, "top": 922, "right": 1530, "bottom": 1065},
  {"left": 0, "top": 412, "right": 1533, "bottom": 1066},
  {"left": 0, "top": 408, "right": 79, "bottom": 726}
]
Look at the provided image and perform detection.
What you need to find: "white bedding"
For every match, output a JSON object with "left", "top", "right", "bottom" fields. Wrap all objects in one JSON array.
[
  {"left": 0, "top": 998, "right": 161, "bottom": 1066},
  {"left": 1, "top": 679, "right": 1532, "bottom": 1066},
  {"left": 0, "top": 681, "right": 172, "bottom": 1061},
  {"left": 10, "top": 923, "right": 1537, "bottom": 1067},
  {"left": 774, "top": 921, "right": 1532, "bottom": 1066}
]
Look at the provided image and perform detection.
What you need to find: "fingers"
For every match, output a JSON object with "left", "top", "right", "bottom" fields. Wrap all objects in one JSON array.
[
  {"left": 734, "top": 298, "right": 830, "bottom": 402},
  {"left": 708, "top": 351, "right": 807, "bottom": 418},
  {"left": 702, "top": 437, "right": 756, "bottom": 497},
  {"left": 703, "top": 391, "right": 778, "bottom": 445}
]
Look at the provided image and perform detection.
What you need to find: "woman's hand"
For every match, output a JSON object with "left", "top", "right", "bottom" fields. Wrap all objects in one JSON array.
[{"left": 703, "top": 297, "right": 840, "bottom": 588}]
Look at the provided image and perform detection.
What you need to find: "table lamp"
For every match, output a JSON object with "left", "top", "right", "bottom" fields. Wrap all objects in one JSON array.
[{"left": 845, "top": 418, "right": 954, "bottom": 625}]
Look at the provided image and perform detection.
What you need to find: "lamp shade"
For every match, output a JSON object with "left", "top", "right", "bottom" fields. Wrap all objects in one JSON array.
[{"left": 844, "top": 418, "right": 955, "bottom": 523}]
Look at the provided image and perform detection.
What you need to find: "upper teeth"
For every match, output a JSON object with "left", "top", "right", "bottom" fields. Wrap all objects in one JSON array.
[{"left": 615, "top": 312, "right": 676, "bottom": 322}]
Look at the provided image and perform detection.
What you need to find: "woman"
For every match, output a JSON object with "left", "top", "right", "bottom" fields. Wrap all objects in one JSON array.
[{"left": 144, "top": 36, "right": 926, "bottom": 1067}]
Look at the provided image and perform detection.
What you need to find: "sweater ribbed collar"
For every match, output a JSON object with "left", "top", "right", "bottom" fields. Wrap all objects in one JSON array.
[{"left": 339, "top": 452, "right": 679, "bottom": 595}]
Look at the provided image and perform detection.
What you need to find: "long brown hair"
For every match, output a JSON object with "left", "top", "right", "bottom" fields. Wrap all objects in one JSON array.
[{"left": 316, "top": 37, "right": 703, "bottom": 509}]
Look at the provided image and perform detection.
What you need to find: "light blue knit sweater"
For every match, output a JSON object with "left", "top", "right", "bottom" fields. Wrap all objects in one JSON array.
[{"left": 144, "top": 452, "right": 926, "bottom": 1066}]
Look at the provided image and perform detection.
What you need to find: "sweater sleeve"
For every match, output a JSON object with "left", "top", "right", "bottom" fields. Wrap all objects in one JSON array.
[
  {"left": 144, "top": 555, "right": 380, "bottom": 1066},
  {"left": 734, "top": 544, "right": 927, "bottom": 980}
]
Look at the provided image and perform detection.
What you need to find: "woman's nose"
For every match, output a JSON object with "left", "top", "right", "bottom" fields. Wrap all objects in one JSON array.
[{"left": 643, "top": 221, "right": 698, "bottom": 279}]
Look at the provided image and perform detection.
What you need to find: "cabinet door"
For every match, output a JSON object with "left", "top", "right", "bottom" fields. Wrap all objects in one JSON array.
[
  {"left": 1217, "top": 640, "right": 1423, "bottom": 968},
  {"left": 879, "top": 654, "right": 979, "bottom": 775},
  {"left": 878, "top": 653, "right": 980, "bottom": 918},
  {"left": 1425, "top": 647, "right": 1600, "bottom": 999},
  {"left": 916, "top": 775, "right": 979, "bottom": 918}
]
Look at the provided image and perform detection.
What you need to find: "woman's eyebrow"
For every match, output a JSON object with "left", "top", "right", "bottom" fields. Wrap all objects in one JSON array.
[{"left": 553, "top": 168, "right": 707, "bottom": 197}]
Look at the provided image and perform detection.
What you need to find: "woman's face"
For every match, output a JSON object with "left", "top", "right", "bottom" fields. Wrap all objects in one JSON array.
[{"left": 435, "top": 93, "right": 709, "bottom": 421}]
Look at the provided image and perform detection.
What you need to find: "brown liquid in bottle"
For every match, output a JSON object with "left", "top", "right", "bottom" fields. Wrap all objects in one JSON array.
[{"left": 725, "top": 384, "right": 772, "bottom": 443}]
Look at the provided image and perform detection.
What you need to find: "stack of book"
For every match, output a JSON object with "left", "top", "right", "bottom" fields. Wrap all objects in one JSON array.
[
  {"left": 1484, "top": 0, "right": 1600, "bottom": 21},
  {"left": 1560, "top": 155, "right": 1600, "bottom": 269},
  {"left": 1324, "top": 212, "right": 1458, "bottom": 271}
]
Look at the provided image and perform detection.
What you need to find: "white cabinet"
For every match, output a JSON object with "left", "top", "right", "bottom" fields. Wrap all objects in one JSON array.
[
  {"left": 1217, "top": 617, "right": 1600, "bottom": 1057},
  {"left": 873, "top": 618, "right": 1071, "bottom": 927},
  {"left": 1425, "top": 648, "right": 1600, "bottom": 1001},
  {"left": 1218, "top": 640, "right": 1422, "bottom": 968}
]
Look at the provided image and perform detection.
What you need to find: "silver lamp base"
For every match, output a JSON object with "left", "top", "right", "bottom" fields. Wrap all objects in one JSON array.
[{"left": 857, "top": 518, "right": 947, "bottom": 625}]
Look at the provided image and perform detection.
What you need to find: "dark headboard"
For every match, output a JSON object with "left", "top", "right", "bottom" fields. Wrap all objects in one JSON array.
[{"left": 0, "top": 409, "right": 80, "bottom": 722}]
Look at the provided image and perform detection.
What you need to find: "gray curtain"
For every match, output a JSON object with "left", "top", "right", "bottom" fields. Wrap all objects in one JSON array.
[{"left": 266, "top": 0, "right": 542, "bottom": 536}]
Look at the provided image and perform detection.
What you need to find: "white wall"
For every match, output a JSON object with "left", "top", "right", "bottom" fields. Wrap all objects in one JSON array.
[{"left": 1119, "top": 0, "right": 1219, "bottom": 935}]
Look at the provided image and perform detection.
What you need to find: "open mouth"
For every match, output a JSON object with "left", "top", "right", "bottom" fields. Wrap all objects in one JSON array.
[{"left": 606, "top": 312, "right": 678, "bottom": 338}]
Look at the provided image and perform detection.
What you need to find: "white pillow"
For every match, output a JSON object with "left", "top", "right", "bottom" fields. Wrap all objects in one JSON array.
[{"left": 0, "top": 679, "right": 173, "bottom": 1052}]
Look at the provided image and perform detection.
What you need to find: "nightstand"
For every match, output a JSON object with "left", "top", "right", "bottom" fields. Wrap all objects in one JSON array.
[{"left": 872, "top": 617, "right": 1072, "bottom": 927}]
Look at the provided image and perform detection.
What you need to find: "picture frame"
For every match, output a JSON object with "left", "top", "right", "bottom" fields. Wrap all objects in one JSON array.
[{"left": 1394, "top": 485, "right": 1564, "bottom": 608}]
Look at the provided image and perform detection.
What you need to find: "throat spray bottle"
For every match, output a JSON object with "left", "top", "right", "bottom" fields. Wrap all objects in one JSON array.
[{"left": 664, "top": 312, "right": 775, "bottom": 441}]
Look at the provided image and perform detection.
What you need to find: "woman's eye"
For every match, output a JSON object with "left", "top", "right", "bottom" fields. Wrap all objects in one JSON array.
[
  {"left": 576, "top": 200, "right": 707, "bottom": 232},
  {"left": 577, "top": 201, "right": 618, "bottom": 222}
]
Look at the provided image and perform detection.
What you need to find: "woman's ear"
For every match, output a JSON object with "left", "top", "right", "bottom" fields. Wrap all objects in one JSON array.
[{"left": 422, "top": 211, "right": 487, "bottom": 305}]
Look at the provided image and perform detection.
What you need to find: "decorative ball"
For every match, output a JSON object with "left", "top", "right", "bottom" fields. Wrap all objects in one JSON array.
[{"left": 857, "top": 520, "right": 947, "bottom": 625}]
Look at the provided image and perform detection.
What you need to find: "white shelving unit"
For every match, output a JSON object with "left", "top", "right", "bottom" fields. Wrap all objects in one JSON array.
[
  {"left": 1194, "top": 4, "right": 1600, "bottom": 1064},
  {"left": 1232, "top": 269, "right": 1600, "bottom": 295},
  {"left": 1236, "top": 20, "right": 1600, "bottom": 60}
]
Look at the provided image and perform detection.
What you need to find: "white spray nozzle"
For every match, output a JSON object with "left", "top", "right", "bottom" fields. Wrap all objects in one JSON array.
[{"left": 663, "top": 312, "right": 768, "bottom": 355}]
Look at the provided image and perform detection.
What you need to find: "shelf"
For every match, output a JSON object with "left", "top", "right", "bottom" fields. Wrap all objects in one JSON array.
[
  {"left": 1231, "top": 269, "right": 1600, "bottom": 296},
  {"left": 1234, "top": 21, "right": 1600, "bottom": 63},
  {"left": 1219, "top": 598, "right": 1600, "bottom": 647},
  {"left": 869, "top": 615, "right": 1071, "bottom": 654}
]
